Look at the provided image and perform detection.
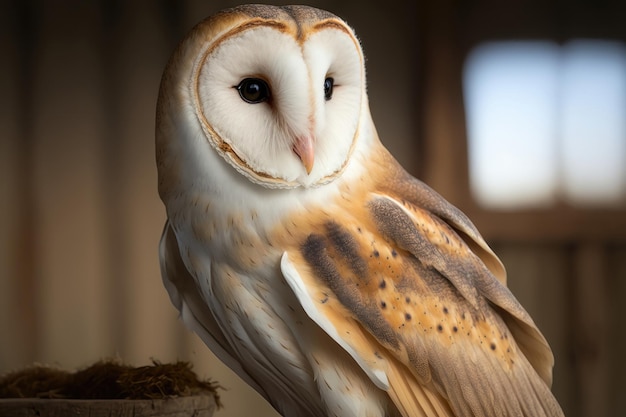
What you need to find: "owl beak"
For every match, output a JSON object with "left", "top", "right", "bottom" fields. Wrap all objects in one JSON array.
[{"left": 293, "top": 135, "right": 315, "bottom": 175}]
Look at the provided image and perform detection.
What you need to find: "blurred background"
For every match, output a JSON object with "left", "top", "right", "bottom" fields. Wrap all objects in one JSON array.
[{"left": 1, "top": 0, "right": 626, "bottom": 416}]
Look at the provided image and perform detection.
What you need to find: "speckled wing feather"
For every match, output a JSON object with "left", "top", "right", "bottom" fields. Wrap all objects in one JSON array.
[
  {"left": 280, "top": 146, "right": 564, "bottom": 417},
  {"left": 374, "top": 148, "right": 555, "bottom": 387}
]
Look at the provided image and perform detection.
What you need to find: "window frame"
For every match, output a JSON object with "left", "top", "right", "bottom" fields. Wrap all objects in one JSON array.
[{"left": 414, "top": 0, "right": 626, "bottom": 243}]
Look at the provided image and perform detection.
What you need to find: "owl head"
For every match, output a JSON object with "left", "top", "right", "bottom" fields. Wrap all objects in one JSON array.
[{"left": 156, "top": 4, "right": 371, "bottom": 201}]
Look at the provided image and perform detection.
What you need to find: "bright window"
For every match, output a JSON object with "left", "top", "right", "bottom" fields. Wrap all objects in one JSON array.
[{"left": 463, "top": 40, "right": 626, "bottom": 209}]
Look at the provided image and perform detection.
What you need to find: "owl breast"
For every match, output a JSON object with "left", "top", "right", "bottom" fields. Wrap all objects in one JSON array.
[{"left": 172, "top": 186, "right": 335, "bottom": 416}]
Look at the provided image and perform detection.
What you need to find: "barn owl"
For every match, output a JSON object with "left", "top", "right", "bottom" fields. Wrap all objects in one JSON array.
[{"left": 156, "top": 4, "right": 564, "bottom": 417}]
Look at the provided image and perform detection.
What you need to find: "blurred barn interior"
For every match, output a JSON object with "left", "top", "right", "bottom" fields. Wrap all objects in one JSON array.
[{"left": 1, "top": 1, "right": 625, "bottom": 416}]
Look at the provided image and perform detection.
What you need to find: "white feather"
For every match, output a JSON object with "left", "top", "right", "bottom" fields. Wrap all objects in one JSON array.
[
  {"left": 280, "top": 252, "right": 390, "bottom": 390},
  {"left": 192, "top": 24, "right": 364, "bottom": 188}
]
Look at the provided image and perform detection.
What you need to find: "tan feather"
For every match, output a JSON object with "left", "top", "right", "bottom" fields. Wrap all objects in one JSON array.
[
  {"left": 385, "top": 357, "right": 453, "bottom": 417},
  {"left": 278, "top": 141, "right": 563, "bottom": 416},
  {"left": 371, "top": 144, "right": 555, "bottom": 387}
]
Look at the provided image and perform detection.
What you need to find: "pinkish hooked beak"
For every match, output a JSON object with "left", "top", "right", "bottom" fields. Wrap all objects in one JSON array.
[{"left": 293, "top": 135, "right": 315, "bottom": 175}]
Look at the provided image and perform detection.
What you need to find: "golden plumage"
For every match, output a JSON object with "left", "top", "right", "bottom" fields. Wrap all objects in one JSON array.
[
  {"left": 157, "top": 4, "right": 564, "bottom": 416},
  {"left": 278, "top": 143, "right": 561, "bottom": 416}
]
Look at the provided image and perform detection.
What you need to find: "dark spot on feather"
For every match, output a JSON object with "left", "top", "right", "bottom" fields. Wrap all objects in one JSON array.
[
  {"left": 391, "top": 249, "right": 397, "bottom": 258},
  {"left": 374, "top": 351, "right": 383, "bottom": 359},
  {"left": 405, "top": 313, "right": 412, "bottom": 321},
  {"left": 443, "top": 306, "right": 449, "bottom": 314},
  {"left": 368, "top": 198, "right": 484, "bottom": 307},
  {"left": 490, "top": 343, "right": 496, "bottom": 351},
  {"left": 373, "top": 250, "right": 380, "bottom": 258},
  {"left": 320, "top": 296, "right": 329, "bottom": 304},
  {"left": 405, "top": 296, "right": 411, "bottom": 303},
  {"left": 380, "top": 301, "right": 387, "bottom": 309},
  {"left": 437, "top": 324, "right": 443, "bottom": 332},
  {"left": 452, "top": 326, "right": 458, "bottom": 333},
  {"left": 379, "top": 280, "right": 386, "bottom": 289}
]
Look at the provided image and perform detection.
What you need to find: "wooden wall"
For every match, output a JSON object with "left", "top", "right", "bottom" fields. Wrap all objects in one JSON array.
[
  {"left": 1, "top": 1, "right": 625, "bottom": 417},
  {"left": 0, "top": 1, "right": 416, "bottom": 416}
]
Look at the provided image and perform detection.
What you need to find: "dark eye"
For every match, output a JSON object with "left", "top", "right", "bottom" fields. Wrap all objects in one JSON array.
[
  {"left": 324, "top": 77, "right": 334, "bottom": 101},
  {"left": 237, "top": 78, "right": 270, "bottom": 104}
]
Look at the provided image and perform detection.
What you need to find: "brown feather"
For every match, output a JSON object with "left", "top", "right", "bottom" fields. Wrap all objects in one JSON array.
[
  {"left": 278, "top": 141, "right": 563, "bottom": 416},
  {"left": 370, "top": 145, "right": 556, "bottom": 387}
]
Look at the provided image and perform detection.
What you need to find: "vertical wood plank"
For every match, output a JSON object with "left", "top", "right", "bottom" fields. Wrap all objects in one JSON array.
[
  {"left": 0, "top": 0, "right": 33, "bottom": 371},
  {"left": 30, "top": 0, "right": 113, "bottom": 368},
  {"left": 415, "top": 0, "right": 471, "bottom": 206},
  {"left": 572, "top": 243, "right": 610, "bottom": 417},
  {"left": 607, "top": 244, "right": 626, "bottom": 417},
  {"left": 103, "top": 0, "right": 181, "bottom": 365}
]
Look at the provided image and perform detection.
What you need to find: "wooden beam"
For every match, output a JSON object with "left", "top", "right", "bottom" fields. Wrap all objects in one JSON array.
[
  {"left": 572, "top": 243, "right": 610, "bottom": 417},
  {"left": 465, "top": 207, "right": 626, "bottom": 243}
]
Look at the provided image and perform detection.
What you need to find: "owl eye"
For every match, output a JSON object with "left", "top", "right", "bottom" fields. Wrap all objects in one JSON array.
[
  {"left": 237, "top": 78, "right": 271, "bottom": 104},
  {"left": 324, "top": 77, "right": 334, "bottom": 101}
]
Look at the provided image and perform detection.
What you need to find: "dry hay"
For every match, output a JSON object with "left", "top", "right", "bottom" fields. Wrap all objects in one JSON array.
[{"left": 0, "top": 360, "right": 221, "bottom": 406}]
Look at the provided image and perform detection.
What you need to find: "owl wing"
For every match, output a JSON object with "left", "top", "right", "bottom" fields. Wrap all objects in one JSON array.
[
  {"left": 280, "top": 156, "right": 563, "bottom": 416},
  {"left": 159, "top": 221, "right": 269, "bottom": 399},
  {"left": 161, "top": 222, "right": 331, "bottom": 417}
]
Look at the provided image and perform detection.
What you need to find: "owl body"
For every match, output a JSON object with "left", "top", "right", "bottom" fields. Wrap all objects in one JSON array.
[
  {"left": 157, "top": 5, "right": 564, "bottom": 417},
  {"left": 161, "top": 101, "right": 387, "bottom": 416}
]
